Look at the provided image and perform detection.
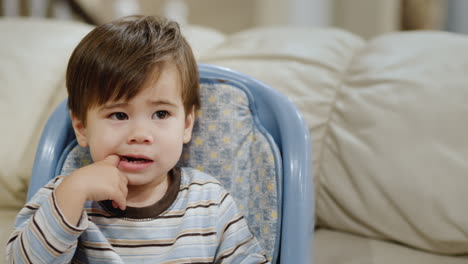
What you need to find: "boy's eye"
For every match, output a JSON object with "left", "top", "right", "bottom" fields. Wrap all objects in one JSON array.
[
  {"left": 153, "top": 110, "right": 169, "bottom": 119},
  {"left": 110, "top": 112, "right": 128, "bottom": 120}
]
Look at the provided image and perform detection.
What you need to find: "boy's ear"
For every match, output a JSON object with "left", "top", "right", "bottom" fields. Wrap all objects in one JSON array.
[
  {"left": 183, "top": 106, "right": 195, "bottom": 144},
  {"left": 70, "top": 113, "right": 89, "bottom": 148}
]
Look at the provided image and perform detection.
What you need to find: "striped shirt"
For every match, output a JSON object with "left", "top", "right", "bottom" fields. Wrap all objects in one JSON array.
[{"left": 6, "top": 167, "right": 269, "bottom": 263}]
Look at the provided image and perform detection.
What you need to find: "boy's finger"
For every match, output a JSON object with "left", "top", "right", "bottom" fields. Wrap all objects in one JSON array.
[
  {"left": 120, "top": 173, "right": 128, "bottom": 185},
  {"left": 103, "top": 155, "right": 120, "bottom": 167},
  {"left": 112, "top": 198, "right": 126, "bottom": 210},
  {"left": 116, "top": 195, "right": 127, "bottom": 211},
  {"left": 120, "top": 182, "right": 128, "bottom": 198},
  {"left": 111, "top": 191, "right": 127, "bottom": 211}
]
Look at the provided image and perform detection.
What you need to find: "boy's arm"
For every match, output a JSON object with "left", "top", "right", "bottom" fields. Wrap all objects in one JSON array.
[
  {"left": 6, "top": 155, "right": 127, "bottom": 263},
  {"left": 214, "top": 191, "right": 270, "bottom": 264},
  {"left": 6, "top": 176, "right": 88, "bottom": 264}
]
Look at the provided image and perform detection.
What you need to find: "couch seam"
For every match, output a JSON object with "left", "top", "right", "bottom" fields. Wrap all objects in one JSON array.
[{"left": 314, "top": 44, "right": 366, "bottom": 226}]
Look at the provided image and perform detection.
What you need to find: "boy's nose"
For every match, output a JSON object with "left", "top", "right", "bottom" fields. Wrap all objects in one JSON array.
[{"left": 127, "top": 124, "right": 154, "bottom": 144}]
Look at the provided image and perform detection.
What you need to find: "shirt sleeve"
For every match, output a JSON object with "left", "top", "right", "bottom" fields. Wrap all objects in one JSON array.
[
  {"left": 214, "top": 190, "right": 270, "bottom": 264},
  {"left": 6, "top": 176, "right": 88, "bottom": 264}
]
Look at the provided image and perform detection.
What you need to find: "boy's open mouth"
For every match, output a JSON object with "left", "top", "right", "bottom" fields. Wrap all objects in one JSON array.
[{"left": 120, "top": 156, "right": 153, "bottom": 163}]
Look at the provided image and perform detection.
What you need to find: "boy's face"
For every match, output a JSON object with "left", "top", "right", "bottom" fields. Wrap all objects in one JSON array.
[{"left": 71, "top": 63, "right": 194, "bottom": 187}]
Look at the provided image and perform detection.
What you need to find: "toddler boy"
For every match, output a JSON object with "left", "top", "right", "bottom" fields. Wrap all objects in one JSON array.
[{"left": 6, "top": 15, "right": 269, "bottom": 264}]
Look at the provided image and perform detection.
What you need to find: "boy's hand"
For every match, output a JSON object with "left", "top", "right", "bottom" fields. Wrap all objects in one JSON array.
[
  {"left": 78, "top": 155, "right": 128, "bottom": 210},
  {"left": 55, "top": 155, "right": 128, "bottom": 225}
]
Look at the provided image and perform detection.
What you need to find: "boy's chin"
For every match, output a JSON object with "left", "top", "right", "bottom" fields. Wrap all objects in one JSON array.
[
  {"left": 125, "top": 173, "right": 166, "bottom": 187},
  {"left": 125, "top": 174, "right": 148, "bottom": 186}
]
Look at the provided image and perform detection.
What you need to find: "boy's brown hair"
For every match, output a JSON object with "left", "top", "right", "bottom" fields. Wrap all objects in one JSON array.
[{"left": 66, "top": 15, "right": 200, "bottom": 124}]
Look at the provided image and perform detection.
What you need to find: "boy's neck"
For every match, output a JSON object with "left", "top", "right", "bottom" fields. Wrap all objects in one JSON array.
[{"left": 125, "top": 174, "right": 169, "bottom": 208}]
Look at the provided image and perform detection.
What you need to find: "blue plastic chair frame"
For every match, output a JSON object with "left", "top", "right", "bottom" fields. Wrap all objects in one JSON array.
[{"left": 27, "top": 64, "right": 314, "bottom": 263}]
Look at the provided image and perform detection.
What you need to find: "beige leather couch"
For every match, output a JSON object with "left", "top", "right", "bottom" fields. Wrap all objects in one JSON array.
[{"left": 2, "top": 18, "right": 468, "bottom": 263}]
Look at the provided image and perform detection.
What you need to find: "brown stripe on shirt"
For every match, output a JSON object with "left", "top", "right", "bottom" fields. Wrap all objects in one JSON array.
[
  {"left": 31, "top": 216, "right": 63, "bottom": 255},
  {"left": 111, "top": 231, "right": 217, "bottom": 248},
  {"left": 19, "top": 233, "right": 33, "bottom": 264},
  {"left": 51, "top": 192, "right": 83, "bottom": 233},
  {"left": 215, "top": 235, "right": 256, "bottom": 264}
]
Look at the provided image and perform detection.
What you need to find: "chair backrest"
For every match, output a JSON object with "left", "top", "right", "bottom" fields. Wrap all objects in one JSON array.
[{"left": 28, "top": 64, "right": 314, "bottom": 263}]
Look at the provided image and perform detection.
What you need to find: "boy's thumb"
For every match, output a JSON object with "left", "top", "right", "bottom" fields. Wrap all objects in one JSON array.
[{"left": 103, "top": 155, "right": 120, "bottom": 167}]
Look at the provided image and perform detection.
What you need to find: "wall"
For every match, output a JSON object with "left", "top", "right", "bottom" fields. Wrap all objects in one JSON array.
[
  {"left": 3, "top": 0, "right": 401, "bottom": 38},
  {"left": 333, "top": 0, "right": 400, "bottom": 39},
  {"left": 446, "top": 0, "right": 468, "bottom": 34},
  {"left": 75, "top": 0, "right": 334, "bottom": 33}
]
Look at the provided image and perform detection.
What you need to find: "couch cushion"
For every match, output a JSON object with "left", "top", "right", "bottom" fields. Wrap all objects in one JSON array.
[
  {"left": 315, "top": 228, "right": 468, "bottom": 264},
  {"left": 180, "top": 25, "right": 226, "bottom": 59},
  {"left": 0, "top": 18, "right": 93, "bottom": 209},
  {"left": 316, "top": 31, "right": 468, "bottom": 254}
]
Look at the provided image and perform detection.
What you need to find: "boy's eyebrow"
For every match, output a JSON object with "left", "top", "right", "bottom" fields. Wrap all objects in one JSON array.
[
  {"left": 148, "top": 99, "right": 179, "bottom": 107},
  {"left": 99, "top": 99, "right": 179, "bottom": 110},
  {"left": 100, "top": 102, "right": 129, "bottom": 110}
]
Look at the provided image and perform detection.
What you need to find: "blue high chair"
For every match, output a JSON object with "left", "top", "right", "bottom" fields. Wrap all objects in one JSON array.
[{"left": 27, "top": 64, "right": 314, "bottom": 263}]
